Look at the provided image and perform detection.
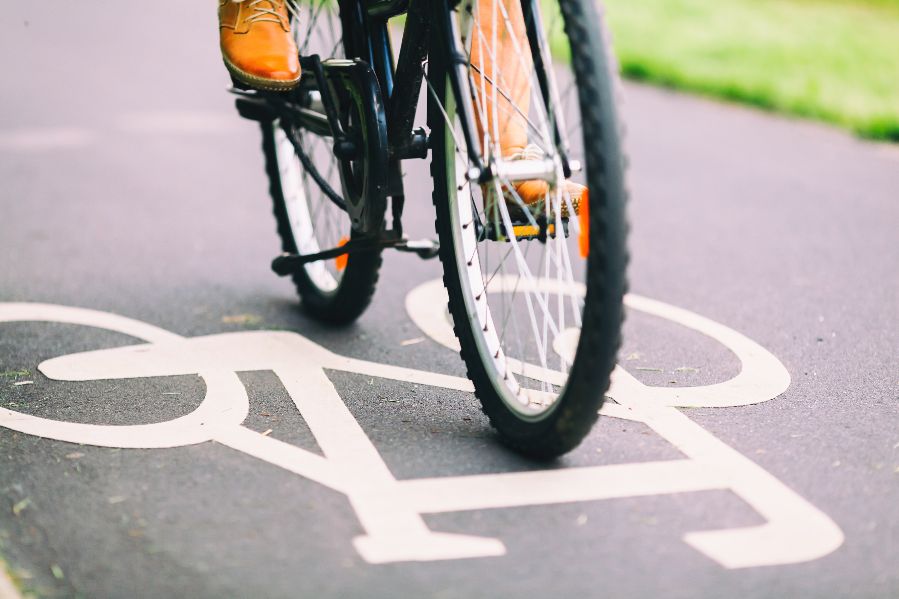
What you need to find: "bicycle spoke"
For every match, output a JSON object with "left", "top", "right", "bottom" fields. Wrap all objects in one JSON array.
[{"left": 431, "top": 0, "right": 600, "bottom": 413}]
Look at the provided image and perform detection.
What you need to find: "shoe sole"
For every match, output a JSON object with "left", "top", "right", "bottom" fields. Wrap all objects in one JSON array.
[{"left": 223, "top": 55, "right": 301, "bottom": 92}]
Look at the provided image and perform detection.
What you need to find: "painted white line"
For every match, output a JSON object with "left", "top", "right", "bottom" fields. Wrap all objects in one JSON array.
[
  {"left": 399, "top": 460, "right": 725, "bottom": 513},
  {"left": 620, "top": 294, "right": 792, "bottom": 408},
  {"left": 0, "top": 127, "right": 95, "bottom": 152},
  {"left": 334, "top": 356, "right": 474, "bottom": 393},
  {"left": 213, "top": 426, "right": 347, "bottom": 493},
  {"left": 0, "top": 112, "right": 240, "bottom": 155},
  {"left": 0, "top": 286, "right": 844, "bottom": 568},
  {"left": 115, "top": 111, "right": 241, "bottom": 135},
  {"left": 405, "top": 280, "right": 843, "bottom": 567},
  {"left": 2, "top": 304, "right": 246, "bottom": 448},
  {"left": 612, "top": 369, "right": 844, "bottom": 567},
  {"left": 408, "top": 278, "right": 792, "bottom": 408}
]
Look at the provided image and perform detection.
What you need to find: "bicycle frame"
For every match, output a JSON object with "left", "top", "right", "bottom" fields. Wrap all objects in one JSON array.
[
  {"left": 342, "top": 0, "right": 572, "bottom": 200},
  {"left": 237, "top": 0, "right": 573, "bottom": 271}
]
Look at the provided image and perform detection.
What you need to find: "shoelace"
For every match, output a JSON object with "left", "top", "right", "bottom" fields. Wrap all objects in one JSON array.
[
  {"left": 237, "top": 0, "right": 300, "bottom": 26},
  {"left": 505, "top": 144, "right": 545, "bottom": 162}
]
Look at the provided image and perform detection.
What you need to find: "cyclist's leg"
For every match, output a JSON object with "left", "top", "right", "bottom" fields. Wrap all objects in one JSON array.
[
  {"left": 470, "top": 0, "right": 586, "bottom": 216},
  {"left": 470, "top": 0, "right": 531, "bottom": 159}
]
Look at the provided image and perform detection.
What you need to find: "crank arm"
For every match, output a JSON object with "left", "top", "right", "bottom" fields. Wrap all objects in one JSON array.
[
  {"left": 272, "top": 236, "right": 440, "bottom": 276},
  {"left": 228, "top": 86, "right": 332, "bottom": 137},
  {"left": 272, "top": 238, "right": 380, "bottom": 276},
  {"left": 394, "top": 238, "right": 440, "bottom": 259}
]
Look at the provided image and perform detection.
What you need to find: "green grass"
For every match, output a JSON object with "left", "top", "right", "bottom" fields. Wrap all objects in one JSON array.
[{"left": 601, "top": 0, "right": 899, "bottom": 140}]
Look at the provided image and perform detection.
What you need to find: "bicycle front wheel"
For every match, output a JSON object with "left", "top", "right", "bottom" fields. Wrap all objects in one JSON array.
[{"left": 427, "top": 0, "right": 629, "bottom": 457}]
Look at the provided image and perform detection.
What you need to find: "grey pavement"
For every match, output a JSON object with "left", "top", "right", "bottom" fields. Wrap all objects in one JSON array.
[{"left": 1, "top": 3, "right": 898, "bottom": 598}]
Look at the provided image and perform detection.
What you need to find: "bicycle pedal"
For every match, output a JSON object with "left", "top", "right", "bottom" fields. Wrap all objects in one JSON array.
[
  {"left": 395, "top": 238, "right": 440, "bottom": 260},
  {"left": 480, "top": 219, "right": 569, "bottom": 242}
]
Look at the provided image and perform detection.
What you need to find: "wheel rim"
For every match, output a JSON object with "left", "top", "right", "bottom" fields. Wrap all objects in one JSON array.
[
  {"left": 273, "top": 122, "right": 343, "bottom": 293},
  {"left": 434, "top": 0, "right": 590, "bottom": 420},
  {"left": 274, "top": 3, "right": 350, "bottom": 295}
]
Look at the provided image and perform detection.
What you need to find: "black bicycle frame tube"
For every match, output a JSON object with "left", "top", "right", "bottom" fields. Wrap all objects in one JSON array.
[
  {"left": 386, "top": 0, "right": 430, "bottom": 150},
  {"left": 434, "top": 0, "right": 489, "bottom": 179},
  {"left": 368, "top": 18, "right": 396, "bottom": 99},
  {"left": 520, "top": 0, "right": 572, "bottom": 177}
]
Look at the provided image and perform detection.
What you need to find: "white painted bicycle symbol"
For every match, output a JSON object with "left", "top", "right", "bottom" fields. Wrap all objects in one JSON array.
[{"left": 0, "top": 279, "right": 843, "bottom": 568}]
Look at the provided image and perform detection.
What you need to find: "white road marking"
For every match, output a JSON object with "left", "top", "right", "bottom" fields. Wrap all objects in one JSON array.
[
  {"left": 0, "top": 284, "right": 843, "bottom": 568},
  {"left": 115, "top": 111, "right": 241, "bottom": 135},
  {"left": 0, "top": 112, "right": 240, "bottom": 154},
  {"left": 0, "top": 128, "right": 95, "bottom": 151},
  {"left": 405, "top": 279, "right": 843, "bottom": 568}
]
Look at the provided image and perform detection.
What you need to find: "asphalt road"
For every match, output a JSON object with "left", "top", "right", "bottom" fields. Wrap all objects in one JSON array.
[{"left": 1, "top": 4, "right": 898, "bottom": 598}]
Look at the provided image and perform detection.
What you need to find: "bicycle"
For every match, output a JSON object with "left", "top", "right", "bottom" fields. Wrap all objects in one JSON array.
[{"left": 230, "top": 0, "right": 629, "bottom": 458}]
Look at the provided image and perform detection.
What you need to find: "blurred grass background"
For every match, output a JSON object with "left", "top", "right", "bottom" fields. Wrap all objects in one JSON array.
[{"left": 602, "top": 0, "right": 899, "bottom": 141}]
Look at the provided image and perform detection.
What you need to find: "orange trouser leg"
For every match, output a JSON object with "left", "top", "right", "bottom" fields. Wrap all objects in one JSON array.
[
  {"left": 469, "top": 0, "right": 587, "bottom": 225},
  {"left": 470, "top": 0, "right": 531, "bottom": 159}
]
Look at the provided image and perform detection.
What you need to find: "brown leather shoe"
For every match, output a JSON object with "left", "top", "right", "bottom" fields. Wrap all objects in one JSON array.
[
  {"left": 219, "top": 0, "right": 301, "bottom": 91},
  {"left": 484, "top": 145, "right": 586, "bottom": 221}
]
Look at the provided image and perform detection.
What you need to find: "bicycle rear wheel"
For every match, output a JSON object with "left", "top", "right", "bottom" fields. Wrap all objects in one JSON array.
[
  {"left": 262, "top": 2, "right": 383, "bottom": 324},
  {"left": 427, "top": 0, "right": 629, "bottom": 457}
]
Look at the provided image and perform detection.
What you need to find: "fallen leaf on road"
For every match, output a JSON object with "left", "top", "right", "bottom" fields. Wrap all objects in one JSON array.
[
  {"left": 221, "top": 314, "right": 262, "bottom": 326},
  {"left": 50, "top": 564, "right": 64, "bottom": 580},
  {"left": 0, "top": 370, "right": 29, "bottom": 378},
  {"left": 12, "top": 498, "right": 30, "bottom": 516}
]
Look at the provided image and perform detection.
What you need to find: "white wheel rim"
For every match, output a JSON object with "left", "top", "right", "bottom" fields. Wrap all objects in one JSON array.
[
  {"left": 273, "top": 122, "right": 340, "bottom": 293},
  {"left": 437, "top": 2, "right": 589, "bottom": 420}
]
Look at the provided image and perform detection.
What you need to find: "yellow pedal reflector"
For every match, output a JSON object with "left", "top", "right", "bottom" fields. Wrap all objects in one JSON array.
[
  {"left": 335, "top": 236, "right": 350, "bottom": 271},
  {"left": 578, "top": 190, "right": 590, "bottom": 258},
  {"left": 512, "top": 224, "right": 555, "bottom": 238}
]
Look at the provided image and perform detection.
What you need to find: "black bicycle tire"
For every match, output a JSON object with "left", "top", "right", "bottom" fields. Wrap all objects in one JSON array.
[
  {"left": 261, "top": 120, "right": 383, "bottom": 324},
  {"left": 260, "top": 3, "right": 383, "bottom": 325},
  {"left": 427, "top": 0, "right": 629, "bottom": 458}
]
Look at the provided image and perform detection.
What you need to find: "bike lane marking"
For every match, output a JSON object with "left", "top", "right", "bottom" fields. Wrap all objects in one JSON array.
[
  {"left": 0, "top": 285, "right": 844, "bottom": 568},
  {"left": 406, "top": 279, "right": 844, "bottom": 568}
]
